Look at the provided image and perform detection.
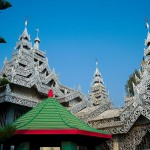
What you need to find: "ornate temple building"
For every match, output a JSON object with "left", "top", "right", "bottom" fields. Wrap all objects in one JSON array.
[
  {"left": 0, "top": 20, "right": 150, "bottom": 150},
  {"left": 84, "top": 26, "right": 150, "bottom": 149},
  {"left": 0, "top": 20, "right": 87, "bottom": 127},
  {"left": 76, "top": 62, "right": 113, "bottom": 123}
]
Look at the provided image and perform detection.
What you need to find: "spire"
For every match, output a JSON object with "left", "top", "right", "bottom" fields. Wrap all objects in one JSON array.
[
  {"left": 144, "top": 17, "right": 150, "bottom": 58},
  {"left": 88, "top": 60, "right": 111, "bottom": 106},
  {"left": 20, "top": 18, "right": 30, "bottom": 41},
  {"left": 145, "top": 17, "right": 149, "bottom": 31},
  {"left": 25, "top": 18, "right": 28, "bottom": 27},
  {"left": 93, "top": 60, "right": 103, "bottom": 85},
  {"left": 16, "top": 19, "right": 31, "bottom": 51},
  {"left": 34, "top": 29, "right": 40, "bottom": 50}
]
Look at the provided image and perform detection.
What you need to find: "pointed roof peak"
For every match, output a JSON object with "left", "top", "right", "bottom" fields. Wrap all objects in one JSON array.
[
  {"left": 92, "top": 61, "right": 104, "bottom": 85},
  {"left": 94, "top": 60, "right": 101, "bottom": 76},
  {"left": 34, "top": 29, "right": 40, "bottom": 43},
  {"left": 25, "top": 18, "right": 28, "bottom": 28},
  {"left": 33, "top": 29, "right": 40, "bottom": 50},
  {"left": 96, "top": 59, "right": 98, "bottom": 67},
  {"left": 95, "top": 60, "right": 100, "bottom": 75},
  {"left": 145, "top": 17, "right": 149, "bottom": 31},
  {"left": 144, "top": 17, "right": 150, "bottom": 46},
  {"left": 19, "top": 18, "right": 30, "bottom": 41}
]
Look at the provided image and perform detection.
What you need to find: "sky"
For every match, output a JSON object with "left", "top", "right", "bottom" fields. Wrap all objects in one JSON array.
[{"left": 0, "top": 0, "right": 149, "bottom": 107}]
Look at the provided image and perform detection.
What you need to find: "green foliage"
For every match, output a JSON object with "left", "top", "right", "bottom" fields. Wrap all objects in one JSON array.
[
  {"left": 125, "top": 69, "right": 140, "bottom": 96},
  {"left": 0, "top": 0, "right": 12, "bottom": 10},
  {"left": 0, "top": 124, "right": 16, "bottom": 143},
  {"left": 0, "top": 77, "right": 9, "bottom": 86},
  {"left": 0, "top": 37, "right": 6, "bottom": 43},
  {"left": 0, "top": 0, "right": 12, "bottom": 43},
  {"left": 148, "top": 84, "right": 150, "bottom": 90}
]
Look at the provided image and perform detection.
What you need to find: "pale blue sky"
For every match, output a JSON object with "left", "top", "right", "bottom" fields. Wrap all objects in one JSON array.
[{"left": 0, "top": 0, "right": 149, "bottom": 107}]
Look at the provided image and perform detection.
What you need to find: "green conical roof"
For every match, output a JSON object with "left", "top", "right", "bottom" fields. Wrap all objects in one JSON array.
[{"left": 13, "top": 98, "right": 109, "bottom": 135}]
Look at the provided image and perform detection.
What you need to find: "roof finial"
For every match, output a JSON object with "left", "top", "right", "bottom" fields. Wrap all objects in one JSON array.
[
  {"left": 35, "top": 29, "right": 39, "bottom": 38},
  {"left": 96, "top": 58, "right": 98, "bottom": 68},
  {"left": 145, "top": 17, "right": 149, "bottom": 31},
  {"left": 25, "top": 17, "right": 28, "bottom": 27},
  {"left": 48, "top": 89, "right": 54, "bottom": 98}
]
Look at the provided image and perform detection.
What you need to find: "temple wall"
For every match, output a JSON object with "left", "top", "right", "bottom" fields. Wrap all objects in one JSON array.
[{"left": 13, "top": 85, "right": 40, "bottom": 99}]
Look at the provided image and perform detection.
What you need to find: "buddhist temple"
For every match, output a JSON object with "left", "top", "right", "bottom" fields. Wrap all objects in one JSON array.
[
  {"left": 0, "top": 19, "right": 150, "bottom": 150},
  {"left": 0, "top": 20, "right": 87, "bottom": 128}
]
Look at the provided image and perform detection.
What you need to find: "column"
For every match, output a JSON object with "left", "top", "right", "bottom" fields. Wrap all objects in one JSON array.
[
  {"left": 113, "top": 138, "right": 119, "bottom": 150},
  {"left": 61, "top": 141, "right": 77, "bottom": 150},
  {"left": 15, "top": 142, "right": 30, "bottom": 150},
  {"left": 0, "top": 144, "right": 2, "bottom": 150}
]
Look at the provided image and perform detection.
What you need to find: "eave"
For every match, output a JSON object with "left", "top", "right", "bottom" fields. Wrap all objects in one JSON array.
[{"left": 15, "top": 129, "right": 112, "bottom": 139}]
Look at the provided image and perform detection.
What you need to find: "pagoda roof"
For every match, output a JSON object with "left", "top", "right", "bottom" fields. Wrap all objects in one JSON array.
[{"left": 13, "top": 97, "right": 111, "bottom": 139}]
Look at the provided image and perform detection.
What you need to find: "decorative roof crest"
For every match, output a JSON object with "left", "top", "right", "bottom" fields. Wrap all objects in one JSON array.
[{"left": 145, "top": 17, "right": 149, "bottom": 31}]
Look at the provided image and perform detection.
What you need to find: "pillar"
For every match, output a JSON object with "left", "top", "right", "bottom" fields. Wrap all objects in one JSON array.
[
  {"left": 15, "top": 142, "right": 30, "bottom": 150},
  {"left": 61, "top": 141, "right": 77, "bottom": 150},
  {"left": 113, "top": 138, "right": 119, "bottom": 150},
  {"left": 0, "top": 144, "right": 2, "bottom": 150}
]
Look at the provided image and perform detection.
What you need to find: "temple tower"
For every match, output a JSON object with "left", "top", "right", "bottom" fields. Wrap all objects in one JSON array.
[
  {"left": 88, "top": 61, "right": 110, "bottom": 106},
  {"left": 76, "top": 61, "right": 113, "bottom": 121},
  {"left": 88, "top": 21, "right": 150, "bottom": 150},
  {"left": 124, "top": 19, "right": 150, "bottom": 106},
  {"left": 0, "top": 20, "right": 87, "bottom": 127}
]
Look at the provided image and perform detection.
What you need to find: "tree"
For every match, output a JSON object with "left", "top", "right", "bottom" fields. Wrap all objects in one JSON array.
[
  {"left": 125, "top": 69, "right": 140, "bottom": 96},
  {"left": 0, "top": 0, "right": 12, "bottom": 43},
  {"left": 0, "top": 37, "right": 6, "bottom": 43},
  {"left": 0, "top": 124, "right": 16, "bottom": 143},
  {"left": 0, "top": 77, "right": 9, "bottom": 87}
]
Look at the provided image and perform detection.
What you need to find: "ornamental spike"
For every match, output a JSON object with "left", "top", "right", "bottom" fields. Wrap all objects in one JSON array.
[
  {"left": 145, "top": 17, "right": 149, "bottom": 31},
  {"left": 48, "top": 89, "right": 54, "bottom": 98},
  {"left": 25, "top": 17, "right": 28, "bottom": 27}
]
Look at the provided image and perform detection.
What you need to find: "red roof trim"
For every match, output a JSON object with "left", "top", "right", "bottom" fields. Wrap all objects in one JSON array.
[{"left": 15, "top": 129, "right": 112, "bottom": 139}]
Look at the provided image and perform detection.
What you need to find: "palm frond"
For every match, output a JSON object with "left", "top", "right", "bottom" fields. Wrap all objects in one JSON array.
[{"left": 0, "top": 124, "right": 16, "bottom": 143}]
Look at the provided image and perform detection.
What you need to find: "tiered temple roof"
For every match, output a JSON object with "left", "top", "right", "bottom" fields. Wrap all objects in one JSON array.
[
  {"left": 13, "top": 90, "right": 111, "bottom": 140},
  {"left": 0, "top": 20, "right": 88, "bottom": 126},
  {"left": 76, "top": 61, "right": 113, "bottom": 121},
  {"left": 88, "top": 23, "right": 150, "bottom": 135}
]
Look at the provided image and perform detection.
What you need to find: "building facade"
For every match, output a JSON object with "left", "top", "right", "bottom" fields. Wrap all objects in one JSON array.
[
  {"left": 0, "top": 20, "right": 150, "bottom": 150},
  {"left": 85, "top": 27, "right": 150, "bottom": 149},
  {"left": 0, "top": 21, "right": 87, "bottom": 127}
]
